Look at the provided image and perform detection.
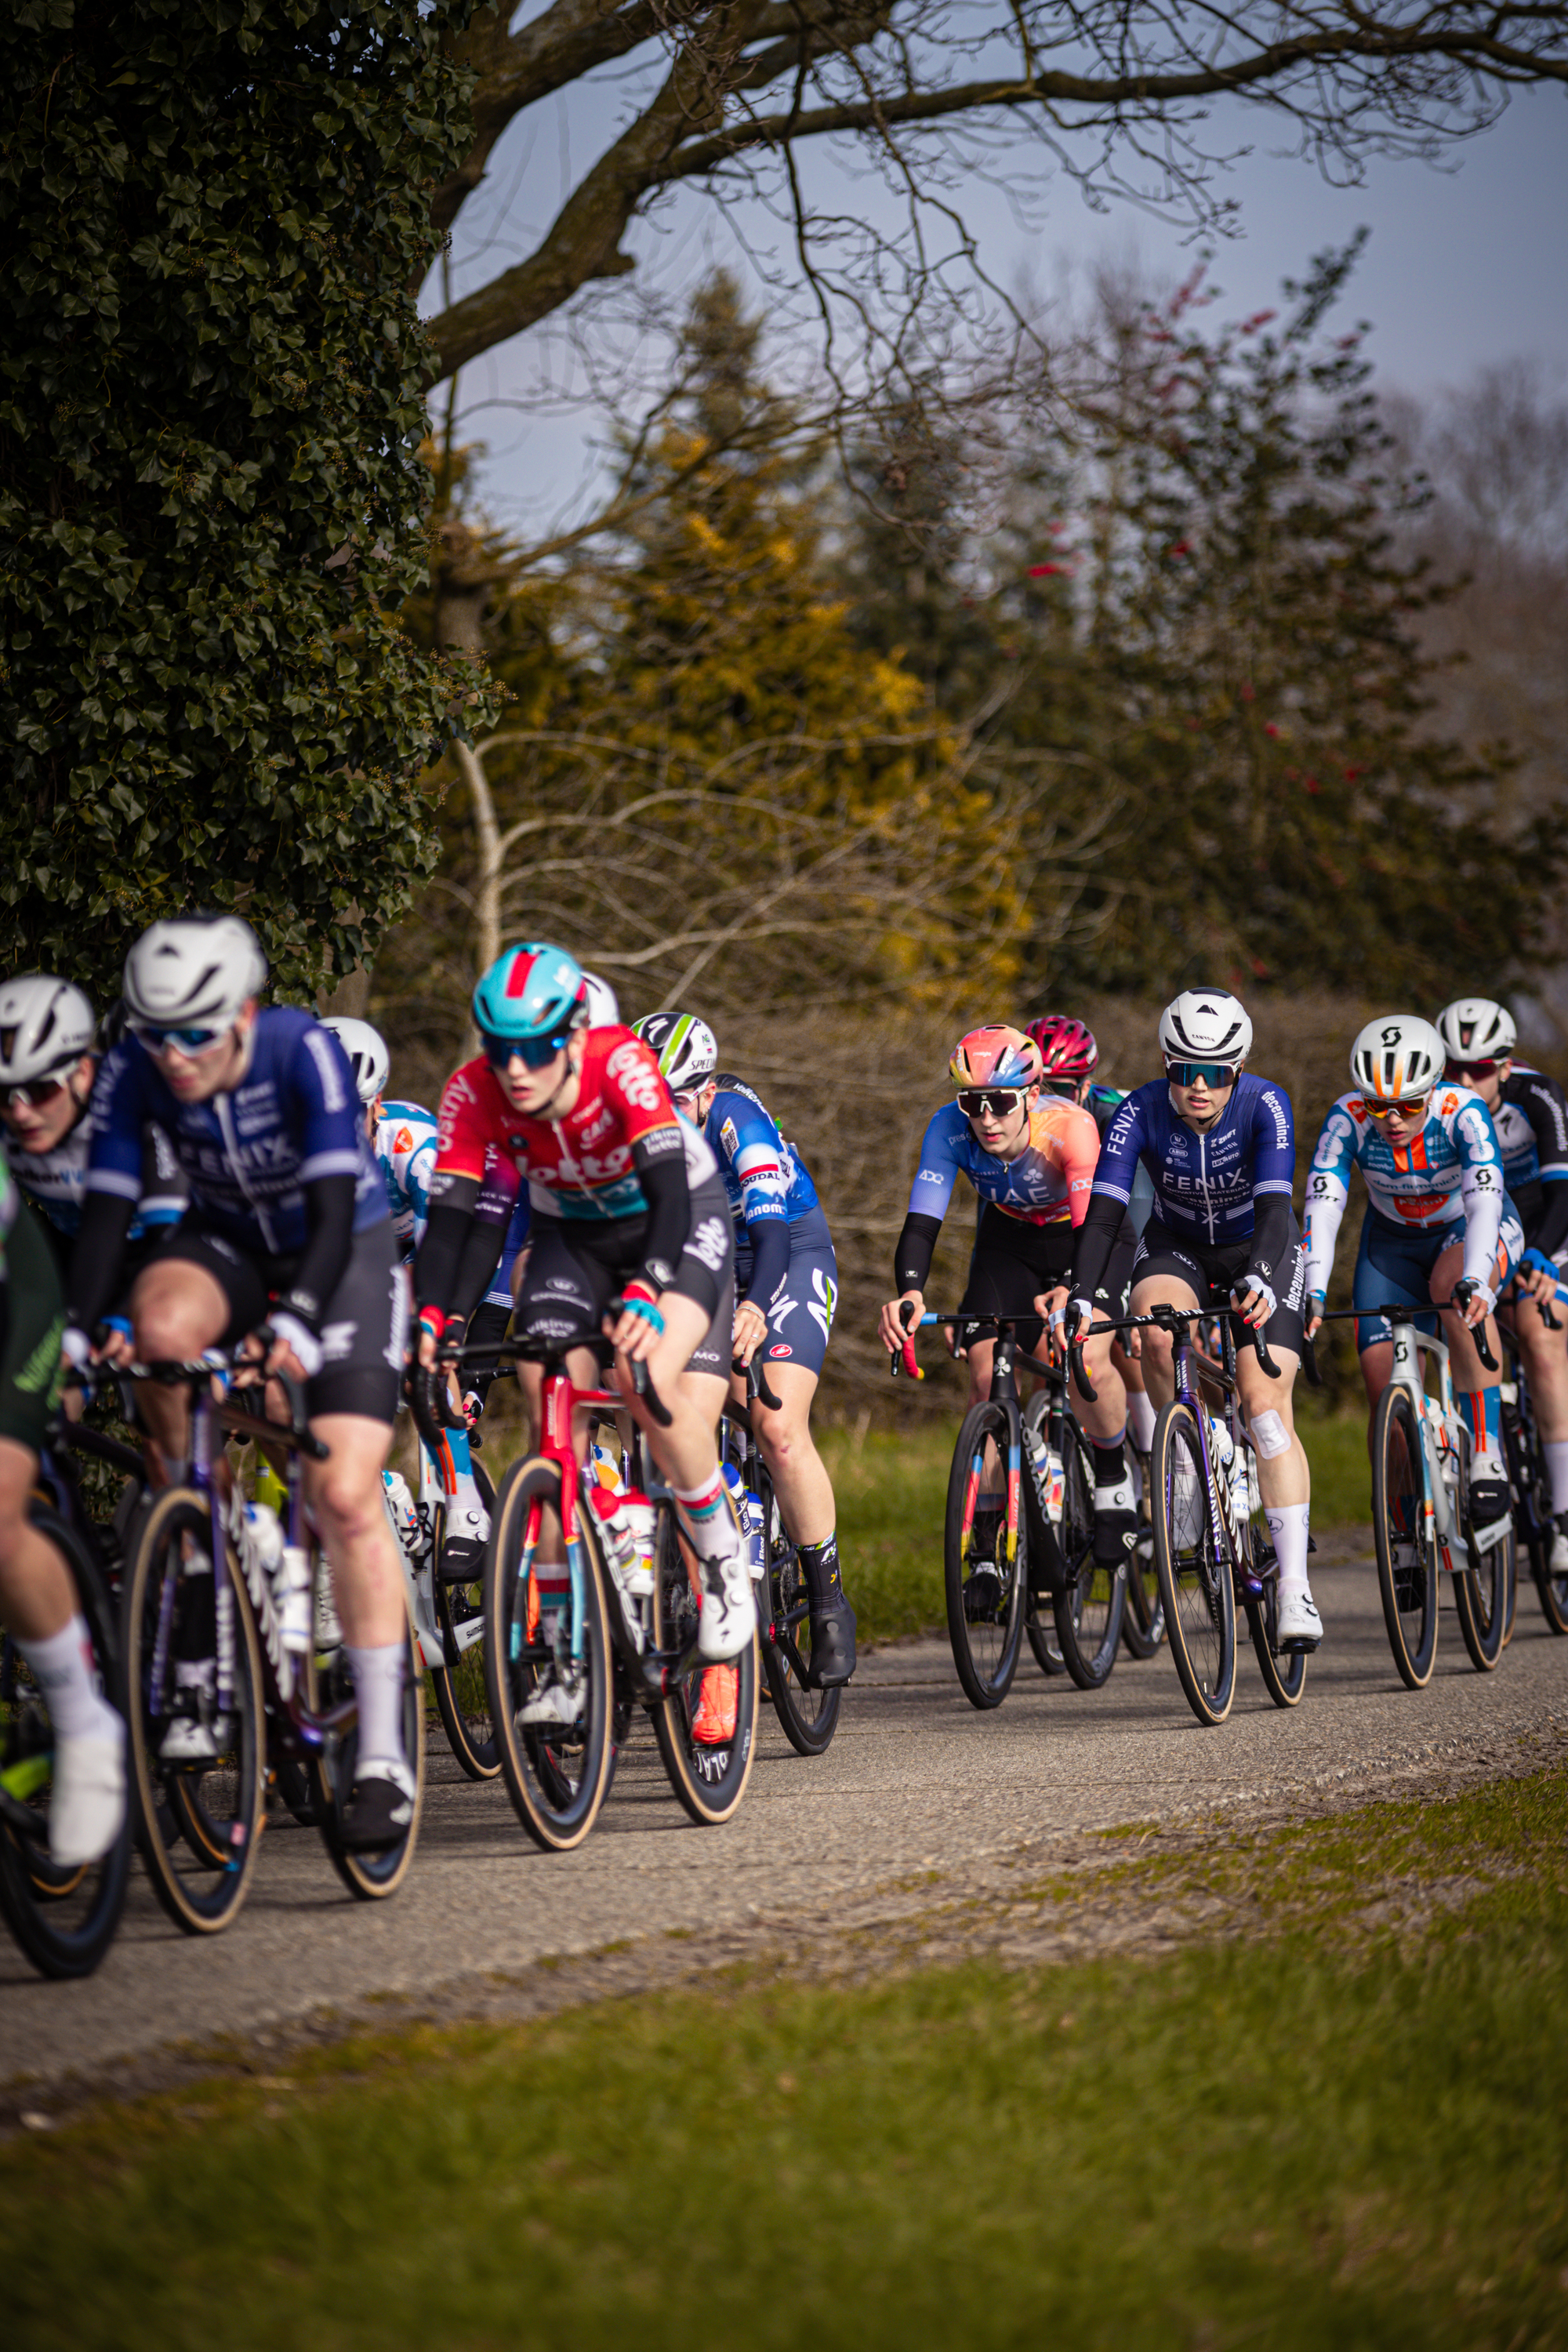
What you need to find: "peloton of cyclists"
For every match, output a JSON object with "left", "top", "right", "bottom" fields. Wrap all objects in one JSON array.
[
  {"left": 633, "top": 1011, "right": 856, "bottom": 1687},
  {"left": 1069, "top": 988, "right": 1323, "bottom": 1649}
]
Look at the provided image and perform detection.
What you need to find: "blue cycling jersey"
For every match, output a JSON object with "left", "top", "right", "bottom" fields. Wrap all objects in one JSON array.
[
  {"left": 703, "top": 1078, "right": 824, "bottom": 1233},
  {"left": 86, "top": 1008, "right": 387, "bottom": 1257},
  {"left": 1491, "top": 1065, "right": 1568, "bottom": 1196},
  {"left": 1091, "top": 1073, "right": 1295, "bottom": 1247},
  {"left": 1303, "top": 1083, "right": 1507, "bottom": 1297},
  {"left": 374, "top": 1099, "right": 439, "bottom": 1253}
]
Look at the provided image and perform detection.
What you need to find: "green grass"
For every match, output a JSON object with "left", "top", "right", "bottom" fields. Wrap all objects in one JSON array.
[{"left": 9, "top": 1769, "right": 1568, "bottom": 2351}]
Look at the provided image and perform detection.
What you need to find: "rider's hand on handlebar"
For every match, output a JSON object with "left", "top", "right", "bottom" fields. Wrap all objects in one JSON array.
[
  {"left": 1517, "top": 1249, "right": 1562, "bottom": 1309},
  {"left": 879, "top": 1290, "right": 924, "bottom": 1355},
  {"left": 1450, "top": 1275, "right": 1494, "bottom": 1330},
  {"left": 607, "top": 1282, "right": 665, "bottom": 1364},
  {"left": 1230, "top": 1275, "right": 1276, "bottom": 1332},
  {"left": 1305, "top": 1289, "right": 1327, "bottom": 1341},
  {"left": 1034, "top": 1283, "right": 1070, "bottom": 1366},
  {"left": 731, "top": 1298, "right": 768, "bottom": 1367}
]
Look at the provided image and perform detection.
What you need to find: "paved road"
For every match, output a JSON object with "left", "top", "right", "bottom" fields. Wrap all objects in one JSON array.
[{"left": 5, "top": 1531, "right": 1566, "bottom": 2086}]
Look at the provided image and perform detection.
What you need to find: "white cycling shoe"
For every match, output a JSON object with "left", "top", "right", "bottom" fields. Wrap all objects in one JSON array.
[
  {"left": 49, "top": 1722, "right": 126, "bottom": 1867},
  {"left": 1550, "top": 1516, "right": 1568, "bottom": 1576},
  {"left": 1276, "top": 1585, "right": 1323, "bottom": 1649},
  {"left": 518, "top": 1668, "right": 586, "bottom": 1730},
  {"left": 695, "top": 1551, "right": 757, "bottom": 1663}
]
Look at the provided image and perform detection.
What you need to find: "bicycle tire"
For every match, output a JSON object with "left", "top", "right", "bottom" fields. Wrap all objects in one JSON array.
[
  {"left": 1150, "top": 1402, "right": 1236, "bottom": 1726},
  {"left": 1453, "top": 1526, "right": 1509, "bottom": 1675},
  {"left": 1370, "top": 1384, "right": 1439, "bottom": 1689},
  {"left": 1018, "top": 1395, "right": 1065, "bottom": 1677},
  {"left": 1120, "top": 1447, "right": 1164, "bottom": 1659},
  {"left": 1245, "top": 1582, "right": 1307, "bottom": 1708},
  {"left": 1051, "top": 1413, "right": 1126, "bottom": 1690},
  {"left": 1501, "top": 1534, "right": 1517, "bottom": 1649},
  {"left": 651, "top": 1501, "right": 760, "bottom": 1825},
  {"left": 754, "top": 1467, "right": 842, "bottom": 1757},
  {"left": 305, "top": 1595, "right": 426, "bottom": 1899},
  {"left": 121, "top": 1488, "right": 266, "bottom": 1934},
  {"left": 944, "top": 1399, "right": 1025, "bottom": 1710},
  {"left": 483, "top": 1455, "right": 615, "bottom": 1853},
  {"left": 430, "top": 1461, "right": 499, "bottom": 1779},
  {"left": 0, "top": 1510, "right": 133, "bottom": 1980}
]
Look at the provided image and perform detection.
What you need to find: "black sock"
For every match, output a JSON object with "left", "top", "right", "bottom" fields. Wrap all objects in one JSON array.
[
  {"left": 1091, "top": 1438, "right": 1127, "bottom": 1486},
  {"left": 799, "top": 1533, "right": 845, "bottom": 1609}
]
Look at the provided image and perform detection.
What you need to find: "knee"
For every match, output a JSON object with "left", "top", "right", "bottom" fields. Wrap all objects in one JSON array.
[
  {"left": 760, "top": 1419, "right": 804, "bottom": 1476},
  {"left": 313, "top": 1465, "right": 382, "bottom": 1543}
]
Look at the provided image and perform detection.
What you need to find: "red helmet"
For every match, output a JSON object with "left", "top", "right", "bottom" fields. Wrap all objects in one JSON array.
[
  {"left": 949, "top": 1024, "right": 1043, "bottom": 1091},
  {"left": 1025, "top": 1014, "right": 1098, "bottom": 1084}
]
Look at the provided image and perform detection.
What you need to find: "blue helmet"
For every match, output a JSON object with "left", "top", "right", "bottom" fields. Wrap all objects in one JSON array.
[{"left": 472, "top": 943, "right": 586, "bottom": 1045}]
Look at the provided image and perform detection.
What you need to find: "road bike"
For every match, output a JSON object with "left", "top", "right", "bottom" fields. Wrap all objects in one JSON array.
[
  {"left": 892, "top": 1308, "right": 1124, "bottom": 1708},
  {"left": 0, "top": 1388, "right": 138, "bottom": 1978},
  {"left": 1497, "top": 1289, "right": 1568, "bottom": 1638},
  {"left": 119, "top": 1348, "right": 425, "bottom": 1933},
  {"left": 469, "top": 1323, "right": 758, "bottom": 1853},
  {"left": 1072, "top": 1305, "right": 1307, "bottom": 1727},
  {"left": 1315, "top": 1300, "right": 1512, "bottom": 1686},
  {"left": 401, "top": 1378, "right": 499, "bottom": 1778},
  {"left": 722, "top": 1356, "right": 843, "bottom": 1756}
]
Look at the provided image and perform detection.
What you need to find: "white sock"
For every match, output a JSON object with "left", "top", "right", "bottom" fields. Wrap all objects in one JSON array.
[
  {"left": 346, "top": 1642, "right": 406, "bottom": 1773},
  {"left": 1266, "top": 1504, "right": 1312, "bottom": 1599},
  {"left": 1544, "top": 1440, "right": 1568, "bottom": 1515},
  {"left": 673, "top": 1474, "right": 745, "bottom": 1567},
  {"left": 1126, "top": 1389, "right": 1156, "bottom": 1453},
  {"left": 18, "top": 1617, "right": 117, "bottom": 1742}
]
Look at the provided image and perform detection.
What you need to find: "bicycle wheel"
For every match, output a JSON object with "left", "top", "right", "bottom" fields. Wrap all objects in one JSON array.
[
  {"left": 1019, "top": 1395, "right": 1065, "bottom": 1678},
  {"left": 1453, "top": 1523, "right": 1510, "bottom": 1674},
  {"left": 1150, "top": 1403, "right": 1236, "bottom": 1726},
  {"left": 944, "top": 1400, "right": 1025, "bottom": 1710},
  {"left": 483, "top": 1456, "right": 615, "bottom": 1852},
  {"left": 305, "top": 1594, "right": 425, "bottom": 1899},
  {"left": 652, "top": 1502, "right": 760, "bottom": 1825},
  {"left": 1121, "top": 1449, "right": 1165, "bottom": 1659},
  {"left": 0, "top": 1512, "right": 132, "bottom": 1980},
  {"left": 1051, "top": 1414, "right": 1126, "bottom": 1690},
  {"left": 1370, "top": 1383, "right": 1439, "bottom": 1689},
  {"left": 431, "top": 1461, "right": 499, "bottom": 1779},
  {"left": 755, "top": 1469, "right": 842, "bottom": 1758},
  {"left": 122, "top": 1488, "right": 266, "bottom": 1934}
]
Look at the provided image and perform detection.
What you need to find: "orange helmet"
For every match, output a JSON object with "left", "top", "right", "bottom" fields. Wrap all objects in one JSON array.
[{"left": 949, "top": 1024, "right": 1043, "bottom": 1092}]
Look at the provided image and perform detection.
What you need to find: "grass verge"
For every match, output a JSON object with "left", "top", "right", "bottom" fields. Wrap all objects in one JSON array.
[{"left": 9, "top": 1769, "right": 1567, "bottom": 2351}]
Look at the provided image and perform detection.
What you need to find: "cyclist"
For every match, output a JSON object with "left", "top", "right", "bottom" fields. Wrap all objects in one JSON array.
[
  {"left": 0, "top": 975, "right": 185, "bottom": 1276},
  {"left": 877, "top": 1024, "right": 1140, "bottom": 1566},
  {"left": 0, "top": 1137, "right": 125, "bottom": 1867},
  {"left": 412, "top": 945, "right": 753, "bottom": 1727},
  {"left": 1068, "top": 988, "right": 1322, "bottom": 1648},
  {"left": 1305, "top": 1014, "right": 1521, "bottom": 1536},
  {"left": 1436, "top": 997, "right": 1568, "bottom": 1570},
  {"left": 633, "top": 1010, "right": 855, "bottom": 1687},
  {"left": 320, "top": 1015, "right": 493, "bottom": 1580},
  {"left": 65, "top": 917, "right": 416, "bottom": 1853}
]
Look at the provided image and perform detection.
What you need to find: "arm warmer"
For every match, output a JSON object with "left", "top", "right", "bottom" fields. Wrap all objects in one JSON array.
[
  {"left": 278, "top": 1176, "right": 357, "bottom": 1335},
  {"left": 1534, "top": 1180, "right": 1568, "bottom": 1262},
  {"left": 1244, "top": 1192, "right": 1294, "bottom": 1295},
  {"left": 632, "top": 1134, "right": 689, "bottom": 1291},
  {"left": 453, "top": 1210, "right": 509, "bottom": 1319},
  {"left": 741, "top": 1215, "right": 790, "bottom": 1310},
  {"left": 67, "top": 1190, "right": 138, "bottom": 1333},
  {"left": 413, "top": 1181, "right": 481, "bottom": 1320},
  {"left": 1065, "top": 1191, "right": 1126, "bottom": 1305},
  {"left": 894, "top": 1211, "right": 942, "bottom": 1296}
]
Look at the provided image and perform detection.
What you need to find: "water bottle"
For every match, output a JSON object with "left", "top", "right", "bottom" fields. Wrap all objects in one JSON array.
[
  {"left": 587, "top": 1483, "right": 653, "bottom": 1597},
  {"left": 623, "top": 1494, "right": 657, "bottom": 1587},
  {"left": 383, "top": 1468, "right": 419, "bottom": 1547},
  {"left": 242, "top": 1500, "right": 284, "bottom": 1575},
  {"left": 273, "top": 1544, "right": 313, "bottom": 1657},
  {"left": 721, "top": 1461, "right": 767, "bottom": 1577},
  {"left": 1026, "top": 1424, "right": 1064, "bottom": 1524}
]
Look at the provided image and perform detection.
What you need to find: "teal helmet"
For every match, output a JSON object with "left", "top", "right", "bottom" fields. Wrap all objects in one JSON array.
[{"left": 472, "top": 943, "right": 586, "bottom": 1055}]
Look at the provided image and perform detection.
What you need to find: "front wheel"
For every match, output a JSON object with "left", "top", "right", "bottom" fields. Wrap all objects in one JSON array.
[
  {"left": 1050, "top": 1413, "right": 1126, "bottom": 1690},
  {"left": 944, "top": 1401, "right": 1025, "bottom": 1710},
  {"left": 430, "top": 1460, "right": 499, "bottom": 1779},
  {"left": 1453, "top": 1522, "right": 1509, "bottom": 1675},
  {"left": 305, "top": 1595, "right": 426, "bottom": 1900},
  {"left": 755, "top": 1470, "right": 842, "bottom": 1758},
  {"left": 1371, "top": 1384, "right": 1438, "bottom": 1689},
  {"left": 652, "top": 1504, "right": 760, "bottom": 1825},
  {"left": 1150, "top": 1403, "right": 1236, "bottom": 1727}
]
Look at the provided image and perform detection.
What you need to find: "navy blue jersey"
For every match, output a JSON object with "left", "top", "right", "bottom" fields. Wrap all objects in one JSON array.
[
  {"left": 12, "top": 1102, "right": 185, "bottom": 1243},
  {"left": 702, "top": 1077, "right": 824, "bottom": 1234},
  {"left": 1092, "top": 1072, "right": 1295, "bottom": 1247},
  {"left": 86, "top": 1008, "right": 387, "bottom": 1258},
  {"left": 1492, "top": 1065, "right": 1568, "bottom": 1196}
]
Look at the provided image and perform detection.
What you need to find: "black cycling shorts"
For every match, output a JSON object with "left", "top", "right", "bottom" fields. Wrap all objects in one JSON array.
[
  {"left": 0, "top": 1202, "right": 67, "bottom": 1456},
  {"left": 146, "top": 1219, "right": 406, "bottom": 1424},
  {"left": 961, "top": 1203, "right": 1135, "bottom": 1355},
  {"left": 514, "top": 1177, "right": 735, "bottom": 1381},
  {"left": 1131, "top": 1214, "right": 1308, "bottom": 1359}
]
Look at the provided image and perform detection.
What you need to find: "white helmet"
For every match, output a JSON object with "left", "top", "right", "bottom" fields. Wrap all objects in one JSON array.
[
  {"left": 1434, "top": 996, "right": 1515, "bottom": 1065},
  {"left": 318, "top": 1015, "right": 390, "bottom": 1105},
  {"left": 631, "top": 1011, "right": 717, "bottom": 1092},
  {"left": 123, "top": 916, "right": 267, "bottom": 1032},
  {"left": 1158, "top": 988, "right": 1253, "bottom": 1070},
  {"left": 1350, "top": 1014, "right": 1446, "bottom": 1105},
  {"left": 0, "top": 976, "right": 96, "bottom": 1085},
  {"left": 581, "top": 969, "right": 621, "bottom": 1027}
]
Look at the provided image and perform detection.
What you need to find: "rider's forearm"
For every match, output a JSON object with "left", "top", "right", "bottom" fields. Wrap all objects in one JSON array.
[
  {"left": 452, "top": 1210, "right": 507, "bottom": 1319},
  {"left": 65, "top": 1190, "right": 137, "bottom": 1332},
  {"left": 894, "top": 1211, "right": 942, "bottom": 1296},
  {"left": 1532, "top": 1180, "right": 1568, "bottom": 1264},
  {"left": 280, "top": 1175, "right": 357, "bottom": 1334},
  {"left": 742, "top": 1214, "right": 789, "bottom": 1310},
  {"left": 1245, "top": 1192, "right": 1293, "bottom": 1296},
  {"left": 414, "top": 1189, "right": 480, "bottom": 1320},
  {"left": 1302, "top": 1175, "right": 1348, "bottom": 1296},
  {"left": 1065, "top": 1191, "right": 1125, "bottom": 1305},
  {"left": 1460, "top": 1182, "right": 1503, "bottom": 1293},
  {"left": 632, "top": 1134, "right": 689, "bottom": 1291}
]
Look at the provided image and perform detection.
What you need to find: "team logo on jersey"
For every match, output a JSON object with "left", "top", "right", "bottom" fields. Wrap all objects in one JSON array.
[
  {"left": 394, "top": 1127, "right": 413, "bottom": 1152},
  {"left": 606, "top": 1040, "right": 662, "bottom": 1112},
  {"left": 720, "top": 1117, "right": 740, "bottom": 1160}
]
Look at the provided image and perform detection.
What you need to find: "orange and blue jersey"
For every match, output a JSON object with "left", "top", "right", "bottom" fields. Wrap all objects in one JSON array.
[{"left": 908, "top": 1095, "right": 1101, "bottom": 1228}]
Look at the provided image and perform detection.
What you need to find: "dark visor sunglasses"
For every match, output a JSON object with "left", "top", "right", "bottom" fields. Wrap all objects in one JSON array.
[
  {"left": 481, "top": 1029, "right": 571, "bottom": 1072},
  {"left": 957, "top": 1087, "right": 1028, "bottom": 1120},
  {"left": 1166, "top": 1059, "right": 1240, "bottom": 1089},
  {"left": 1446, "top": 1058, "right": 1499, "bottom": 1081},
  {"left": 0, "top": 1069, "right": 74, "bottom": 1111}
]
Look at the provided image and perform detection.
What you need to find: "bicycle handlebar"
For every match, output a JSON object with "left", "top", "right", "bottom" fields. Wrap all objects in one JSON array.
[
  {"left": 1067, "top": 1301, "right": 1280, "bottom": 1403},
  {"left": 737, "top": 1356, "right": 782, "bottom": 1412},
  {"left": 117, "top": 1340, "right": 331, "bottom": 1461},
  {"left": 1311, "top": 1297, "right": 1498, "bottom": 1371},
  {"left": 889, "top": 1298, "right": 924, "bottom": 1381}
]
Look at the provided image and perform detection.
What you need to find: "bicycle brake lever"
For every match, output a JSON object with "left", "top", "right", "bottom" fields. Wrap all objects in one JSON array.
[
  {"left": 1253, "top": 1328, "right": 1280, "bottom": 1380},
  {"left": 1069, "top": 1337, "right": 1097, "bottom": 1403}
]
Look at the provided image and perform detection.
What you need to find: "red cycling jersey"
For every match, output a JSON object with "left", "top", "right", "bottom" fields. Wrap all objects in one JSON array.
[{"left": 432, "top": 1025, "right": 716, "bottom": 1222}]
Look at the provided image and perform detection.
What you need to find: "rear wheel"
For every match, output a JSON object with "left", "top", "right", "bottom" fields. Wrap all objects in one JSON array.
[
  {"left": 306, "top": 1602, "right": 426, "bottom": 1900},
  {"left": 484, "top": 1456, "right": 615, "bottom": 1852},
  {"left": 944, "top": 1401, "right": 1025, "bottom": 1710},
  {"left": 1051, "top": 1414, "right": 1126, "bottom": 1690},
  {"left": 0, "top": 1512, "right": 132, "bottom": 1980},
  {"left": 1150, "top": 1403, "right": 1236, "bottom": 1727},
  {"left": 1019, "top": 1394, "right": 1065, "bottom": 1677},
  {"left": 1453, "top": 1517, "right": 1509, "bottom": 1675},
  {"left": 755, "top": 1468, "right": 842, "bottom": 1757},
  {"left": 1121, "top": 1449, "right": 1165, "bottom": 1659},
  {"left": 1371, "top": 1384, "right": 1439, "bottom": 1689},
  {"left": 652, "top": 1504, "right": 760, "bottom": 1825},
  {"left": 430, "top": 1461, "right": 499, "bottom": 1779}
]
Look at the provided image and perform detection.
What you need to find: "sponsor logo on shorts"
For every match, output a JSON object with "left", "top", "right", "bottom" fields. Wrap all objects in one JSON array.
[
  {"left": 769, "top": 1343, "right": 793, "bottom": 1359},
  {"left": 321, "top": 1319, "right": 355, "bottom": 1363},
  {"left": 687, "top": 1217, "right": 729, "bottom": 1273},
  {"left": 545, "top": 1277, "right": 582, "bottom": 1296},
  {"left": 528, "top": 1316, "right": 579, "bottom": 1341},
  {"left": 807, "top": 1265, "right": 837, "bottom": 1342}
]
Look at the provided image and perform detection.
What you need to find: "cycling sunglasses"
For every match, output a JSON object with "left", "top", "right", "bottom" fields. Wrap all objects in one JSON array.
[
  {"left": 956, "top": 1087, "right": 1028, "bottom": 1120},
  {"left": 1165, "top": 1059, "right": 1240, "bottom": 1088},
  {"left": 481, "top": 1029, "right": 570, "bottom": 1072},
  {"left": 1446, "top": 1058, "right": 1499, "bottom": 1081},
  {"left": 128, "top": 1021, "right": 230, "bottom": 1057},
  {"left": 0, "top": 1069, "right": 74, "bottom": 1111},
  {"left": 1363, "top": 1094, "right": 1430, "bottom": 1121}
]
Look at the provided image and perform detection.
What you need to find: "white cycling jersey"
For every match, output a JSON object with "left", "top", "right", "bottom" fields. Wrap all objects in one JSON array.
[{"left": 1304, "top": 1083, "right": 1507, "bottom": 1297}]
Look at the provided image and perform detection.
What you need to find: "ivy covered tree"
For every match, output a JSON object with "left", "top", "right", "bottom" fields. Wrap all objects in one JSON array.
[{"left": 0, "top": 0, "right": 492, "bottom": 1002}]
